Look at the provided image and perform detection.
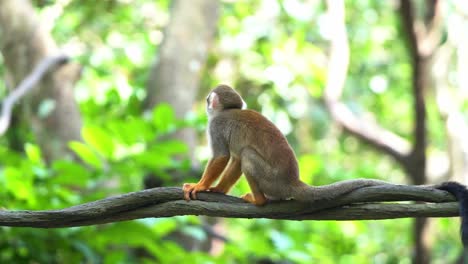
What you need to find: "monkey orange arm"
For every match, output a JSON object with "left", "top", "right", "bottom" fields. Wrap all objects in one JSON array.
[
  {"left": 209, "top": 157, "right": 242, "bottom": 194},
  {"left": 183, "top": 156, "right": 229, "bottom": 200}
]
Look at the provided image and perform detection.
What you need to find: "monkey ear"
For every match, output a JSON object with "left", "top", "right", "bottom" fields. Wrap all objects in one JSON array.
[{"left": 207, "top": 92, "right": 219, "bottom": 110}]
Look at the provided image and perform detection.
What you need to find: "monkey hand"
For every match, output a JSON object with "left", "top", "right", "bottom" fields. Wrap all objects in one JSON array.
[{"left": 183, "top": 183, "right": 210, "bottom": 200}]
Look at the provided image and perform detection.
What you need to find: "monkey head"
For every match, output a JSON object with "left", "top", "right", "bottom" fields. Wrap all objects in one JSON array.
[{"left": 206, "top": 85, "right": 246, "bottom": 115}]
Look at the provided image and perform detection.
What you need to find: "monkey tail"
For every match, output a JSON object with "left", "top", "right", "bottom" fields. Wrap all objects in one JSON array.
[
  {"left": 291, "top": 179, "right": 388, "bottom": 202},
  {"left": 293, "top": 180, "right": 468, "bottom": 248},
  {"left": 437, "top": 181, "right": 468, "bottom": 248}
]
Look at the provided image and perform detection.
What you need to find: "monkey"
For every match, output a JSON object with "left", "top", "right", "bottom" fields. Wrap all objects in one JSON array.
[
  {"left": 182, "top": 84, "right": 389, "bottom": 204},
  {"left": 182, "top": 84, "right": 468, "bottom": 247}
]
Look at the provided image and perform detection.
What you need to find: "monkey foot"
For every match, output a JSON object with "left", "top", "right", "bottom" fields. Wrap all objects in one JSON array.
[
  {"left": 183, "top": 183, "right": 209, "bottom": 201},
  {"left": 241, "top": 193, "right": 267, "bottom": 206}
]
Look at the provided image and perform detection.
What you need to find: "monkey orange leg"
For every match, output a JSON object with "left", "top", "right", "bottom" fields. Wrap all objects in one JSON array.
[
  {"left": 242, "top": 173, "right": 267, "bottom": 206},
  {"left": 209, "top": 157, "right": 242, "bottom": 194},
  {"left": 183, "top": 156, "right": 229, "bottom": 200}
]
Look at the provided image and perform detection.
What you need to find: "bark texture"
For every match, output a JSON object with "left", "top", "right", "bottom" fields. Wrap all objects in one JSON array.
[
  {"left": 0, "top": 184, "right": 457, "bottom": 228},
  {"left": 145, "top": 0, "right": 219, "bottom": 163}
]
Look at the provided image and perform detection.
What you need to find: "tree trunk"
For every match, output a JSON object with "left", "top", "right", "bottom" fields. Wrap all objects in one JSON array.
[
  {"left": 145, "top": 0, "right": 219, "bottom": 164},
  {"left": 144, "top": 0, "right": 220, "bottom": 253},
  {"left": 0, "top": 0, "right": 82, "bottom": 162}
]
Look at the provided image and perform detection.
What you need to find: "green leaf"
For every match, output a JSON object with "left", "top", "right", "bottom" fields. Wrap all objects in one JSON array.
[
  {"left": 69, "top": 141, "right": 102, "bottom": 169},
  {"left": 151, "top": 218, "right": 178, "bottom": 237},
  {"left": 24, "top": 143, "right": 43, "bottom": 164},
  {"left": 152, "top": 103, "right": 175, "bottom": 133},
  {"left": 135, "top": 151, "right": 172, "bottom": 169},
  {"left": 152, "top": 140, "right": 188, "bottom": 155},
  {"left": 103, "top": 251, "right": 125, "bottom": 264},
  {"left": 95, "top": 222, "right": 160, "bottom": 258},
  {"left": 4, "top": 167, "right": 35, "bottom": 203},
  {"left": 108, "top": 118, "right": 152, "bottom": 144},
  {"left": 82, "top": 126, "right": 115, "bottom": 158},
  {"left": 52, "top": 160, "right": 91, "bottom": 186},
  {"left": 134, "top": 140, "right": 188, "bottom": 169}
]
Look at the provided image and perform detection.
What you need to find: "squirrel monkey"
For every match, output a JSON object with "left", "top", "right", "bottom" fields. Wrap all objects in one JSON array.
[
  {"left": 183, "top": 85, "right": 389, "bottom": 205},
  {"left": 183, "top": 84, "right": 468, "bottom": 247}
]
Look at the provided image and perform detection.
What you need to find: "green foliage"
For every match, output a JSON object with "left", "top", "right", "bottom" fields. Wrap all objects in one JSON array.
[
  {"left": 152, "top": 103, "right": 176, "bottom": 134},
  {"left": 0, "top": 103, "right": 193, "bottom": 262},
  {"left": 69, "top": 141, "right": 103, "bottom": 169}
]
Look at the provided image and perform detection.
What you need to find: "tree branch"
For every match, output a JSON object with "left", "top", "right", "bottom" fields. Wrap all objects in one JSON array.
[
  {"left": 0, "top": 0, "right": 82, "bottom": 161},
  {"left": 0, "top": 55, "right": 69, "bottom": 135},
  {"left": 323, "top": 0, "right": 411, "bottom": 164},
  {"left": 0, "top": 184, "right": 457, "bottom": 228},
  {"left": 324, "top": 102, "right": 411, "bottom": 165}
]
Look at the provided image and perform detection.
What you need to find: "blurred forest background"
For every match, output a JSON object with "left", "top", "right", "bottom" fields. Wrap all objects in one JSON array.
[{"left": 0, "top": 0, "right": 468, "bottom": 263}]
